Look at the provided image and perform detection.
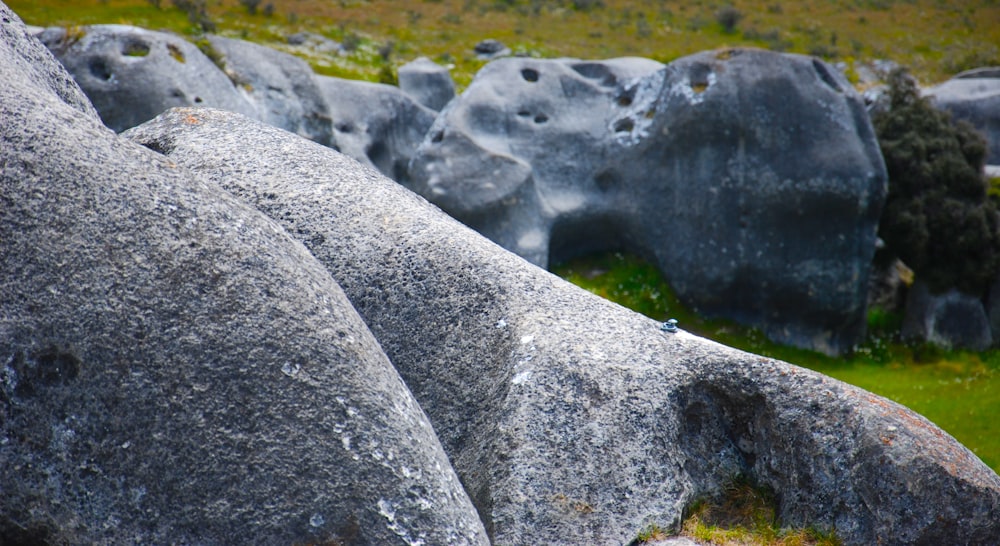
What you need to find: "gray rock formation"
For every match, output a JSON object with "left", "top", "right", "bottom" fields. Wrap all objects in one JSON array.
[
  {"left": 903, "top": 281, "right": 993, "bottom": 350},
  {"left": 398, "top": 56, "right": 456, "bottom": 111},
  {"left": 408, "top": 49, "right": 887, "bottom": 355},
  {"left": 0, "top": 7, "right": 488, "bottom": 545},
  {"left": 127, "top": 105, "right": 1000, "bottom": 546},
  {"left": 925, "top": 67, "right": 1000, "bottom": 165},
  {"left": 37, "top": 24, "right": 255, "bottom": 132},
  {"left": 206, "top": 34, "right": 335, "bottom": 147},
  {"left": 317, "top": 75, "right": 437, "bottom": 182}
]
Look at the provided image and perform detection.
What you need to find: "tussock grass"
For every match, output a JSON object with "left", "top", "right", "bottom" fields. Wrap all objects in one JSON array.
[{"left": 10, "top": 0, "right": 1000, "bottom": 88}]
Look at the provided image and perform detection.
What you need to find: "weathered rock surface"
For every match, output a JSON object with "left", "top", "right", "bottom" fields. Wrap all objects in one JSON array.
[
  {"left": 926, "top": 67, "right": 1000, "bottom": 165},
  {"left": 398, "top": 56, "right": 456, "bottom": 111},
  {"left": 902, "top": 281, "right": 993, "bottom": 350},
  {"left": 317, "top": 75, "right": 437, "bottom": 182},
  {"left": 408, "top": 49, "right": 887, "bottom": 355},
  {"left": 128, "top": 105, "right": 1000, "bottom": 546},
  {"left": 37, "top": 24, "right": 255, "bottom": 132},
  {"left": 206, "top": 34, "right": 335, "bottom": 147},
  {"left": 1, "top": 7, "right": 488, "bottom": 545}
]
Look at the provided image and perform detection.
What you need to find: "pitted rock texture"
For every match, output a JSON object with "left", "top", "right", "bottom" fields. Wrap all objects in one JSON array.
[
  {"left": 1, "top": 8, "right": 488, "bottom": 545},
  {"left": 37, "top": 24, "right": 256, "bottom": 132},
  {"left": 128, "top": 106, "right": 1000, "bottom": 546},
  {"left": 398, "top": 56, "right": 457, "bottom": 111},
  {"left": 206, "top": 34, "right": 335, "bottom": 147},
  {"left": 408, "top": 49, "right": 887, "bottom": 355},
  {"left": 925, "top": 67, "right": 1000, "bottom": 165},
  {"left": 317, "top": 75, "right": 437, "bottom": 183}
]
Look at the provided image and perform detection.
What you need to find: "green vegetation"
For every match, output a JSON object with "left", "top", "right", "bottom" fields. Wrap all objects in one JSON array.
[
  {"left": 873, "top": 68, "right": 999, "bottom": 296},
  {"left": 555, "top": 252, "right": 1000, "bottom": 473},
  {"left": 678, "top": 476, "right": 840, "bottom": 546},
  {"left": 9, "top": 0, "right": 1000, "bottom": 89}
]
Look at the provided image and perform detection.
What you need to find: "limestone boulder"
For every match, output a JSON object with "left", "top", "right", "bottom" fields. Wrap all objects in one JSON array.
[
  {"left": 37, "top": 24, "right": 255, "bottom": 132},
  {"left": 926, "top": 67, "right": 1000, "bottom": 165},
  {"left": 408, "top": 49, "right": 887, "bottom": 355},
  {"left": 317, "top": 75, "right": 437, "bottom": 182},
  {"left": 903, "top": 281, "right": 993, "bottom": 350},
  {"left": 398, "top": 56, "right": 457, "bottom": 111},
  {"left": 205, "top": 35, "right": 334, "bottom": 147},
  {"left": 0, "top": 7, "right": 487, "bottom": 545},
  {"left": 127, "top": 106, "right": 1000, "bottom": 546}
]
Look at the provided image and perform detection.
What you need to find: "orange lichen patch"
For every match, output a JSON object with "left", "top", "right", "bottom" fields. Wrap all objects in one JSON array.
[{"left": 183, "top": 112, "right": 202, "bottom": 125}]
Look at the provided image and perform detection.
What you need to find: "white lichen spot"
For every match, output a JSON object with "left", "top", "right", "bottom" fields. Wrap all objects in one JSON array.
[
  {"left": 309, "top": 513, "right": 325, "bottom": 527},
  {"left": 377, "top": 499, "right": 396, "bottom": 522},
  {"left": 512, "top": 370, "right": 532, "bottom": 385},
  {"left": 341, "top": 435, "right": 352, "bottom": 452},
  {"left": 520, "top": 335, "right": 535, "bottom": 345},
  {"left": 280, "top": 362, "right": 301, "bottom": 377},
  {"left": 496, "top": 319, "right": 507, "bottom": 329}
]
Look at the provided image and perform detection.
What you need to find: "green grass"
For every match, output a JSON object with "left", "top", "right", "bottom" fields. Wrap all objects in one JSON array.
[
  {"left": 9, "top": 0, "right": 1000, "bottom": 88},
  {"left": 554, "top": 252, "right": 1000, "bottom": 473}
]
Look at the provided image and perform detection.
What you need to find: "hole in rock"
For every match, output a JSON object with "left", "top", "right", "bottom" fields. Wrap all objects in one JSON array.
[
  {"left": 594, "top": 170, "right": 620, "bottom": 192},
  {"left": 88, "top": 58, "right": 112, "bottom": 81},
  {"left": 534, "top": 114, "right": 549, "bottom": 124},
  {"left": 336, "top": 122, "right": 355, "bottom": 133},
  {"left": 193, "top": 96, "right": 203, "bottom": 103},
  {"left": 431, "top": 130, "right": 444, "bottom": 143},
  {"left": 122, "top": 39, "right": 150, "bottom": 57},
  {"left": 617, "top": 95, "right": 633, "bottom": 107},
  {"left": 167, "top": 43, "right": 186, "bottom": 63},
  {"left": 517, "top": 110, "right": 531, "bottom": 117},
  {"left": 613, "top": 118, "right": 635, "bottom": 133},
  {"left": 521, "top": 68, "right": 539, "bottom": 82}
]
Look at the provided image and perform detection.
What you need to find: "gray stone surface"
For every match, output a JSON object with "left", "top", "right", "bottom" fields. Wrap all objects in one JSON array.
[
  {"left": 127, "top": 106, "right": 1000, "bottom": 546},
  {"left": 37, "top": 24, "right": 255, "bottom": 131},
  {"left": 926, "top": 68, "right": 1000, "bottom": 164},
  {"left": 206, "top": 34, "right": 334, "bottom": 147},
  {"left": 398, "top": 56, "right": 456, "bottom": 111},
  {"left": 903, "top": 281, "right": 993, "bottom": 350},
  {"left": 408, "top": 49, "right": 887, "bottom": 355},
  {"left": 317, "top": 75, "right": 437, "bottom": 182},
  {"left": 0, "top": 8, "right": 487, "bottom": 545}
]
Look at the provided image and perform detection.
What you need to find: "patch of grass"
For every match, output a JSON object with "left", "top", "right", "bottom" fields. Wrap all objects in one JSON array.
[
  {"left": 553, "top": 252, "right": 1000, "bottom": 473},
  {"left": 677, "top": 475, "right": 840, "bottom": 546},
  {"left": 9, "top": 0, "right": 1000, "bottom": 88}
]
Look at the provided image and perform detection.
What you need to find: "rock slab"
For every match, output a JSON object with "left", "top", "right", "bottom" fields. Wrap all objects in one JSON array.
[
  {"left": 1, "top": 6, "right": 488, "bottom": 545},
  {"left": 128, "top": 105, "right": 1000, "bottom": 546}
]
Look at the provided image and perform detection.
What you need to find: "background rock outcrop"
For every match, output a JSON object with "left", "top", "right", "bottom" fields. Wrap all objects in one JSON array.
[
  {"left": 1, "top": 7, "right": 487, "bottom": 545},
  {"left": 398, "top": 56, "right": 457, "bottom": 111},
  {"left": 37, "top": 24, "right": 256, "bottom": 131},
  {"left": 408, "top": 49, "right": 887, "bottom": 355},
  {"left": 128, "top": 105, "right": 1000, "bottom": 546},
  {"left": 206, "top": 34, "right": 335, "bottom": 147},
  {"left": 926, "top": 67, "right": 1000, "bottom": 166}
]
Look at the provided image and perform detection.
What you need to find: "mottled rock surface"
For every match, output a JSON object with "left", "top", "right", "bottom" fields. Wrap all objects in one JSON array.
[
  {"left": 206, "top": 34, "right": 334, "bottom": 147},
  {"left": 317, "top": 75, "right": 437, "bottom": 182},
  {"left": 926, "top": 67, "right": 1000, "bottom": 165},
  {"left": 37, "top": 24, "right": 255, "bottom": 131},
  {"left": 902, "top": 281, "right": 993, "bottom": 350},
  {"left": 1, "top": 7, "right": 487, "bottom": 545},
  {"left": 398, "top": 56, "right": 456, "bottom": 111},
  {"left": 408, "top": 49, "right": 887, "bottom": 355},
  {"left": 128, "top": 106, "right": 1000, "bottom": 546}
]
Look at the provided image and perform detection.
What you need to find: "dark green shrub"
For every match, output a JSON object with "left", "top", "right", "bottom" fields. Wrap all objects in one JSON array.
[
  {"left": 873, "top": 68, "right": 1000, "bottom": 296},
  {"left": 715, "top": 5, "right": 743, "bottom": 34}
]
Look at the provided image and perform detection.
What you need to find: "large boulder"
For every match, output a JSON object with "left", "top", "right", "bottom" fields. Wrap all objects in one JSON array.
[
  {"left": 317, "top": 75, "right": 437, "bottom": 183},
  {"left": 398, "top": 56, "right": 457, "bottom": 111},
  {"left": 0, "top": 7, "right": 488, "bottom": 545},
  {"left": 408, "top": 49, "right": 887, "bottom": 355},
  {"left": 127, "top": 105, "right": 1000, "bottom": 546},
  {"left": 37, "top": 24, "right": 256, "bottom": 132},
  {"left": 925, "top": 67, "right": 1000, "bottom": 165},
  {"left": 205, "top": 34, "right": 335, "bottom": 147},
  {"left": 902, "top": 281, "right": 993, "bottom": 350}
]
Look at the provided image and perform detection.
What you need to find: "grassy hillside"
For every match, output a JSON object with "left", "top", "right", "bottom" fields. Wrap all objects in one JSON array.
[{"left": 10, "top": 0, "right": 1000, "bottom": 87}]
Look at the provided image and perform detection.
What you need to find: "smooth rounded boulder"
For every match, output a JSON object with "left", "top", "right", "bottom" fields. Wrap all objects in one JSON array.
[
  {"left": 37, "top": 24, "right": 256, "bottom": 131},
  {"left": 398, "top": 56, "right": 457, "bottom": 111},
  {"left": 408, "top": 49, "right": 887, "bottom": 355},
  {"left": 925, "top": 67, "right": 1000, "bottom": 166},
  {"left": 0, "top": 6, "right": 488, "bottom": 545},
  {"left": 128, "top": 105, "right": 1000, "bottom": 546}
]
